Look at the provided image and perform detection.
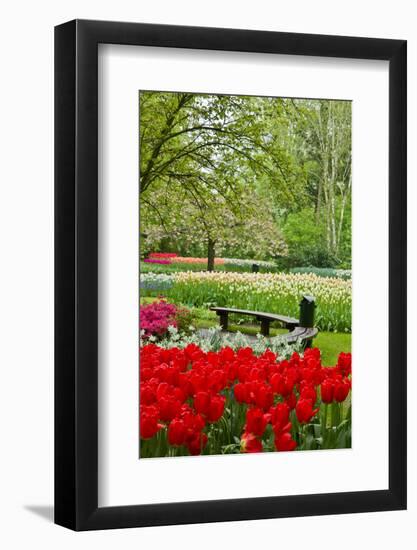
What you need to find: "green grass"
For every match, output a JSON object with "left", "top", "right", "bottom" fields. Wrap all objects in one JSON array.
[
  {"left": 140, "top": 298, "right": 350, "bottom": 366},
  {"left": 313, "top": 332, "right": 351, "bottom": 365}
]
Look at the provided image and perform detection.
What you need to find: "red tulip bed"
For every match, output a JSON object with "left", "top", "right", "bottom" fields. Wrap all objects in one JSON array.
[{"left": 140, "top": 343, "right": 352, "bottom": 458}]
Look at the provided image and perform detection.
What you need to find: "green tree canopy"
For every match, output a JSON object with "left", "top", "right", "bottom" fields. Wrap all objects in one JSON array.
[{"left": 139, "top": 91, "right": 352, "bottom": 269}]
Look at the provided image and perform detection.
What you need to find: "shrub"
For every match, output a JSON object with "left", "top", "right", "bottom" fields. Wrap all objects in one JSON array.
[
  {"left": 281, "top": 208, "right": 338, "bottom": 268},
  {"left": 140, "top": 299, "right": 191, "bottom": 339}
]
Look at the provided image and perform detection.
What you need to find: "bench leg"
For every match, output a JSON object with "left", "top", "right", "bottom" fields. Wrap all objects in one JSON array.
[
  {"left": 304, "top": 338, "right": 312, "bottom": 349},
  {"left": 219, "top": 313, "right": 228, "bottom": 331},
  {"left": 260, "top": 319, "right": 270, "bottom": 336}
]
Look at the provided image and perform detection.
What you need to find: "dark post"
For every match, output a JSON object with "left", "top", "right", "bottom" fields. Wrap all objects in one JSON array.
[
  {"left": 299, "top": 295, "right": 316, "bottom": 348},
  {"left": 219, "top": 312, "right": 228, "bottom": 331},
  {"left": 260, "top": 318, "right": 270, "bottom": 337},
  {"left": 299, "top": 295, "right": 316, "bottom": 327},
  {"left": 252, "top": 263, "right": 260, "bottom": 273}
]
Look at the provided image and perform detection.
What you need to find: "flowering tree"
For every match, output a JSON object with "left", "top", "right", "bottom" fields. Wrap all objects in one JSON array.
[
  {"left": 141, "top": 182, "right": 287, "bottom": 269},
  {"left": 139, "top": 92, "right": 298, "bottom": 268}
]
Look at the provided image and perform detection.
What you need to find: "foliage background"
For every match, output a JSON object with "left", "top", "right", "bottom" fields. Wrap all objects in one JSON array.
[{"left": 140, "top": 92, "right": 352, "bottom": 270}]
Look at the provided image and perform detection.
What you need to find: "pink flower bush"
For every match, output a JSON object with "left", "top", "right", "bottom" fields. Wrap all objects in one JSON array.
[
  {"left": 140, "top": 300, "right": 192, "bottom": 339},
  {"left": 140, "top": 300, "right": 178, "bottom": 338}
]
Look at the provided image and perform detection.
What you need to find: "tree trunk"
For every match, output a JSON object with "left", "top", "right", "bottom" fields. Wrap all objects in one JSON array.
[
  {"left": 336, "top": 174, "right": 352, "bottom": 255},
  {"left": 329, "top": 103, "right": 338, "bottom": 255},
  {"left": 315, "top": 177, "right": 322, "bottom": 222},
  {"left": 207, "top": 239, "right": 216, "bottom": 271}
]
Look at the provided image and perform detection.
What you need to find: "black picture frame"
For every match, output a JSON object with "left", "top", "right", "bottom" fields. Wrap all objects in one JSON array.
[{"left": 55, "top": 19, "right": 407, "bottom": 531}]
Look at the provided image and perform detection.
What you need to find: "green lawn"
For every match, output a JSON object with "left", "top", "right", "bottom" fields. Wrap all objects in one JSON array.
[
  {"left": 140, "top": 298, "right": 351, "bottom": 366},
  {"left": 313, "top": 332, "right": 351, "bottom": 365}
]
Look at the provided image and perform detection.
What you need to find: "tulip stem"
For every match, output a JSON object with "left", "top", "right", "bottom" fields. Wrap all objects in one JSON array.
[
  {"left": 230, "top": 388, "right": 234, "bottom": 439},
  {"left": 331, "top": 402, "right": 340, "bottom": 427},
  {"left": 322, "top": 403, "right": 328, "bottom": 430},
  {"left": 303, "top": 423, "right": 309, "bottom": 450}
]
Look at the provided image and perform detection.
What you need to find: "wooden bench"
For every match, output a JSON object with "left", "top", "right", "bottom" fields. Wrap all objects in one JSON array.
[{"left": 210, "top": 295, "right": 318, "bottom": 347}]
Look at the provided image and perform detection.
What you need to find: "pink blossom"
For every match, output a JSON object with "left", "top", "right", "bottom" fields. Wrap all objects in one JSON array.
[{"left": 140, "top": 300, "right": 179, "bottom": 338}]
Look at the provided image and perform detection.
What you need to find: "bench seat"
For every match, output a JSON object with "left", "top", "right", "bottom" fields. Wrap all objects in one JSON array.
[
  {"left": 210, "top": 307, "right": 298, "bottom": 331},
  {"left": 284, "top": 326, "right": 318, "bottom": 344}
]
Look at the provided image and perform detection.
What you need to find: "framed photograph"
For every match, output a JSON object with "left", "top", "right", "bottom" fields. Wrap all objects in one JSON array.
[{"left": 55, "top": 19, "right": 406, "bottom": 530}]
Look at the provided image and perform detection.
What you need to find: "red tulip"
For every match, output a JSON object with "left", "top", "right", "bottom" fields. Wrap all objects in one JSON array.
[
  {"left": 158, "top": 396, "right": 181, "bottom": 422},
  {"left": 189, "top": 372, "right": 206, "bottom": 393},
  {"left": 300, "top": 384, "right": 317, "bottom": 405},
  {"left": 270, "top": 402, "right": 290, "bottom": 431},
  {"left": 271, "top": 373, "right": 294, "bottom": 396},
  {"left": 182, "top": 409, "right": 206, "bottom": 432},
  {"left": 320, "top": 379, "right": 334, "bottom": 404},
  {"left": 140, "top": 384, "right": 156, "bottom": 405},
  {"left": 337, "top": 352, "right": 352, "bottom": 376},
  {"left": 249, "top": 367, "right": 263, "bottom": 382},
  {"left": 241, "top": 432, "right": 263, "bottom": 453},
  {"left": 234, "top": 382, "right": 248, "bottom": 403},
  {"left": 208, "top": 369, "right": 226, "bottom": 392},
  {"left": 245, "top": 407, "right": 268, "bottom": 436},
  {"left": 334, "top": 379, "right": 350, "bottom": 402},
  {"left": 168, "top": 419, "right": 186, "bottom": 446},
  {"left": 194, "top": 391, "right": 211, "bottom": 415},
  {"left": 237, "top": 347, "right": 254, "bottom": 360},
  {"left": 156, "top": 381, "right": 170, "bottom": 400},
  {"left": 254, "top": 383, "right": 273, "bottom": 410},
  {"left": 260, "top": 350, "right": 277, "bottom": 362},
  {"left": 219, "top": 346, "right": 235, "bottom": 362},
  {"left": 186, "top": 431, "right": 208, "bottom": 456},
  {"left": 140, "top": 406, "right": 162, "bottom": 439},
  {"left": 285, "top": 392, "right": 297, "bottom": 410},
  {"left": 295, "top": 398, "right": 319, "bottom": 424},
  {"left": 173, "top": 386, "right": 186, "bottom": 402},
  {"left": 275, "top": 431, "right": 297, "bottom": 452},
  {"left": 304, "top": 347, "right": 321, "bottom": 362},
  {"left": 207, "top": 395, "right": 225, "bottom": 423}
]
